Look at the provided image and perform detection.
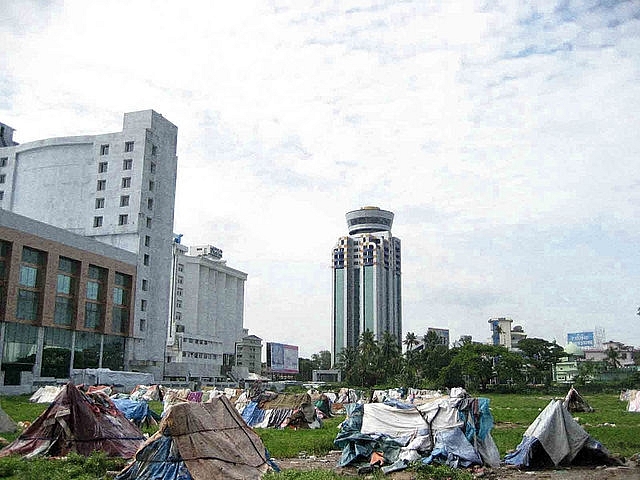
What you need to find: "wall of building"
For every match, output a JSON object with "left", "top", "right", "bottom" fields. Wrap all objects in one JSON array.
[
  {"left": 0, "top": 210, "right": 137, "bottom": 389},
  {"left": 0, "top": 111, "right": 178, "bottom": 379}
]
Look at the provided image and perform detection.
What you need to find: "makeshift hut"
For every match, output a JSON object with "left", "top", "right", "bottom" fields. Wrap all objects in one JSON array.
[
  {"left": 620, "top": 389, "right": 640, "bottom": 412},
  {"left": 0, "top": 405, "right": 17, "bottom": 433},
  {"left": 29, "top": 385, "right": 63, "bottom": 403},
  {"left": 130, "top": 384, "right": 163, "bottom": 402},
  {"left": 563, "top": 386, "right": 594, "bottom": 413},
  {"left": 334, "top": 389, "right": 499, "bottom": 474},
  {"left": 112, "top": 398, "right": 161, "bottom": 428},
  {"left": 504, "top": 399, "right": 620, "bottom": 468},
  {"left": 241, "top": 392, "right": 322, "bottom": 429},
  {"left": 115, "top": 397, "right": 274, "bottom": 480},
  {"left": 0, "top": 382, "right": 145, "bottom": 459}
]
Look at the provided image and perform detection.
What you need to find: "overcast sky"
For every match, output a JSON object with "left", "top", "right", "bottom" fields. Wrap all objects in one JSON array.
[{"left": 2, "top": 0, "right": 640, "bottom": 358}]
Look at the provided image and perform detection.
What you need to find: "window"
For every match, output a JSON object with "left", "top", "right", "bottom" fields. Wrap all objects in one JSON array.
[
  {"left": 176, "top": 324, "right": 185, "bottom": 333},
  {"left": 0, "top": 174, "right": 5, "bottom": 184},
  {"left": 118, "top": 214, "right": 128, "bottom": 225},
  {"left": 140, "top": 299, "right": 147, "bottom": 311},
  {"left": 176, "top": 288, "right": 183, "bottom": 296},
  {"left": 95, "top": 198, "right": 105, "bottom": 209},
  {"left": 144, "top": 235, "right": 150, "bottom": 247},
  {"left": 151, "top": 145, "right": 158, "bottom": 155},
  {"left": 141, "top": 279, "right": 148, "bottom": 291},
  {"left": 148, "top": 180, "right": 154, "bottom": 191},
  {"left": 54, "top": 256, "right": 79, "bottom": 326},
  {"left": 93, "top": 216, "right": 103, "bottom": 227},
  {"left": 143, "top": 254, "right": 149, "bottom": 266},
  {"left": 150, "top": 162, "right": 156, "bottom": 174},
  {"left": 176, "top": 299, "right": 182, "bottom": 308},
  {"left": 17, "top": 247, "right": 46, "bottom": 321},
  {"left": 147, "top": 198, "right": 153, "bottom": 210},
  {"left": 100, "top": 144, "right": 109, "bottom": 155},
  {"left": 85, "top": 265, "right": 106, "bottom": 329},
  {"left": 177, "top": 264, "right": 184, "bottom": 272},
  {"left": 122, "top": 158, "right": 132, "bottom": 170},
  {"left": 120, "top": 195, "right": 129, "bottom": 207},
  {"left": 121, "top": 177, "right": 131, "bottom": 188},
  {"left": 0, "top": 157, "right": 7, "bottom": 167},
  {"left": 97, "top": 179, "right": 106, "bottom": 191},
  {"left": 112, "top": 273, "right": 131, "bottom": 334},
  {"left": 124, "top": 141, "right": 134, "bottom": 152},
  {"left": 177, "top": 276, "right": 183, "bottom": 284},
  {"left": 139, "top": 318, "right": 146, "bottom": 331},
  {"left": 146, "top": 217, "right": 152, "bottom": 228},
  {"left": 0, "top": 191, "right": 4, "bottom": 201},
  {"left": 98, "top": 162, "right": 108, "bottom": 173}
]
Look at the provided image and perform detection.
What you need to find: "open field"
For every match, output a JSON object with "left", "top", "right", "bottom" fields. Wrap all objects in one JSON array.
[{"left": 0, "top": 392, "right": 637, "bottom": 479}]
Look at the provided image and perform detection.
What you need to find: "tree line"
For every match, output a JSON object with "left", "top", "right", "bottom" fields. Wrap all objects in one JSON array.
[{"left": 297, "top": 330, "right": 638, "bottom": 390}]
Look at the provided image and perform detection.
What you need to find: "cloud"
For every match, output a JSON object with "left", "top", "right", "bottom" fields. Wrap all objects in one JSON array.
[{"left": 2, "top": 0, "right": 640, "bottom": 356}]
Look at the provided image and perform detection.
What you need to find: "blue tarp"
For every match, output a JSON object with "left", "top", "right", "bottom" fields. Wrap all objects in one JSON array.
[
  {"left": 112, "top": 398, "right": 158, "bottom": 425},
  {"left": 423, "top": 427, "right": 482, "bottom": 468},
  {"left": 241, "top": 401, "right": 266, "bottom": 427},
  {"left": 115, "top": 434, "right": 192, "bottom": 480}
]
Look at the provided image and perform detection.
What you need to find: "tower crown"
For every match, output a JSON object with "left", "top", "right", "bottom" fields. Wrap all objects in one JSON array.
[{"left": 345, "top": 206, "right": 394, "bottom": 235}]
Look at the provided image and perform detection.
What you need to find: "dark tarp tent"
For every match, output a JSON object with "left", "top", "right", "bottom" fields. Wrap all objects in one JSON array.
[
  {"left": 563, "top": 387, "right": 594, "bottom": 413},
  {"left": 116, "top": 396, "right": 273, "bottom": 480},
  {"left": 0, "top": 382, "right": 144, "bottom": 459},
  {"left": 504, "top": 399, "right": 620, "bottom": 468}
]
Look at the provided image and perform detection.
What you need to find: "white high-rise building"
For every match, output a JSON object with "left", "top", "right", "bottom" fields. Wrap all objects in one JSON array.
[
  {"left": 164, "top": 241, "right": 247, "bottom": 383},
  {"left": 331, "top": 206, "right": 402, "bottom": 365},
  {"left": 0, "top": 110, "right": 178, "bottom": 378}
]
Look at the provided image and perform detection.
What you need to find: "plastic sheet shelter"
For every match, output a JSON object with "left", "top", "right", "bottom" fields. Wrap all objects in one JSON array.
[
  {"left": 116, "top": 397, "right": 271, "bottom": 480},
  {"left": 0, "top": 382, "right": 144, "bottom": 458}
]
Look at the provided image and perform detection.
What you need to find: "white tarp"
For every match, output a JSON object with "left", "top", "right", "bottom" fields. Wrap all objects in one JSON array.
[
  {"left": 360, "top": 403, "right": 428, "bottom": 437},
  {"left": 29, "top": 385, "right": 63, "bottom": 403},
  {"left": 417, "top": 397, "right": 464, "bottom": 433},
  {"left": 525, "top": 399, "right": 589, "bottom": 466}
]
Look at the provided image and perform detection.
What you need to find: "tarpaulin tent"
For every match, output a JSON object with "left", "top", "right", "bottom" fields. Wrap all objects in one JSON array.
[
  {"left": 29, "top": 385, "right": 63, "bottom": 403},
  {"left": 0, "top": 405, "right": 16, "bottom": 433},
  {"left": 504, "top": 399, "right": 619, "bottom": 468},
  {"left": 112, "top": 398, "right": 161, "bottom": 428},
  {"left": 563, "top": 387, "right": 594, "bottom": 413},
  {"left": 115, "top": 396, "right": 273, "bottom": 480},
  {"left": 0, "top": 382, "right": 144, "bottom": 459},
  {"left": 240, "top": 392, "right": 322, "bottom": 429},
  {"left": 620, "top": 389, "right": 640, "bottom": 412}
]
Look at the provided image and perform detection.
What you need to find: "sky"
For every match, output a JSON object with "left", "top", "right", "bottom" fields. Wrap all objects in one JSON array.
[{"left": 2, "top": 0, "right": 640, "bottom": 358}]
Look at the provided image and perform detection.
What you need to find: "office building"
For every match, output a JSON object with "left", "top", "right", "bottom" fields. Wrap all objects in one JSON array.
[
  {"left": 0, "top": 209, "right": 136, "bottom": 388},
  {"left": 164, "top": 242, "right": 248, "bottom": 382},
  {"left": 331, "top": 206, "right": 401, "bottom": 364},
  {"left": 0, "top": 111, "right": 178, "bottom": 378},
  {"left": 488, "top": 317, "right": 527, "bottom": 351}
]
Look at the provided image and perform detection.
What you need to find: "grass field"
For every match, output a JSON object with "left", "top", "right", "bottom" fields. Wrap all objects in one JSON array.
[{"left": 0, "top": 392, "right": 637, "bottom": 479}]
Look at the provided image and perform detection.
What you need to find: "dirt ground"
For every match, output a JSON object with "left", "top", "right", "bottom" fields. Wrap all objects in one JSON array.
[{"left": 274, "top": 450, "right": 640, "bottom": 479}]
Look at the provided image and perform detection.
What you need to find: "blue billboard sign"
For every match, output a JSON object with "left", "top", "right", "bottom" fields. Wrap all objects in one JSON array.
[{"left": 567, "top": 332, "right": 594, "bottom": 348}]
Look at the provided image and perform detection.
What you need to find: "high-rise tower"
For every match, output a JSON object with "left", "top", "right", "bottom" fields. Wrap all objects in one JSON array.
[{"left": 331, "top": 206, "right": 401, "bottom": 364}]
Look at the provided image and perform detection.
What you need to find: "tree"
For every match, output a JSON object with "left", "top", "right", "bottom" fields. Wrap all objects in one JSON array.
[
  {"left": 403, "top": 332, "right": 419, "bottom": 354},
  {"left": 296, "top": 358, "right": 314, "bottom": 381},
  {"left": 336, "top": 346, "right": 360, "bottom": 385},
  {"left": 379, "top": 331, "right": 403, "bottom": 382},
  {"left": 517, "top": 338, "right": 564, "bottom": 384},
  {"left": 310, "top": 350, "right": 332, "bottom": 370},
  {"left": 605, "top": 347, "right": 622, "bottom": 370},
  {"left": 358, "top": 330, "right": 381, "bottom": 387}
]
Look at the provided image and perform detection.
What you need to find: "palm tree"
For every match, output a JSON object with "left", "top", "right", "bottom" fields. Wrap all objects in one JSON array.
[
  {"left": 606, "top": 347, "right": 622, "bottom": 369},
  {"left": 403, "top": 331, "right": 418, "bottom": 354}
]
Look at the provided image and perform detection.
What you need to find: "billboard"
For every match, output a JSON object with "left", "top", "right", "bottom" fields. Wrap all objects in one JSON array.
[
  {"left": 267, "top": 343, "right": 299, "bottom": 374},
  {"left": 567, "top": 332, "right": 594, "bottom": 348}
]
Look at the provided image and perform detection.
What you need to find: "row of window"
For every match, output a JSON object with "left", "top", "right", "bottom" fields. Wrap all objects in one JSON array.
[
  {"left": 181, "top": 351, "right": 218, "bottom": 360},
  {"left": 100, "top": 141, "right": 134, "bottom": 155},
  {"left": 99, "top": 158, "right": 132, "bottom": 172},
  {"left": 0, "top": 242, "right": 132, "bottom": 334}
]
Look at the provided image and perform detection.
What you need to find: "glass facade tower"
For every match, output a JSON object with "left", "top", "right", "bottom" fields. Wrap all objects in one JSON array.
[{"left": 331, "top": 207, "right": 402, "bottom": 365}]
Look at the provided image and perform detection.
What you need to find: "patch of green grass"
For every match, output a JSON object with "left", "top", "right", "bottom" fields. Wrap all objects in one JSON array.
[
  {"left": 0, "top": 451, "right": 126, "bottom": 480},
  {"left": 264, "top": 470, "right": 355, "bottom": 480},
  {"left": 258, "top": 417, "right": 344, "bottom": 458}
]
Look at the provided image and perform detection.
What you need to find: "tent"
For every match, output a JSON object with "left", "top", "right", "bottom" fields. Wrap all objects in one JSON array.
[
  {"left": 334, "top": 389, "right": 499, "bottom": 471},
  {"left": 240, "top": 392, "right": 322, "bottom": 429},
  {"left": 112, "top": 398, "right": 161, "bottom": 428},
  {"left": 0, "top": 405, "right": 17, "bottom": 434},
  {"left": 620, "top": 389, "right": 640, "bottom": 412},
  {"left": 563, "top": 387, "right": 594, "bottom": 413},
  {"left": 0, "top": 382, "right": 145, "bottom": 459},
  {"left": 29, "top": 385, "right": 63, "bottom": 403},
  {"left": 504, "top": 399, "right": 620, "bottom": 468},
  {"left": 115, "top": 396, "right": 274, "bottom": 480}
]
